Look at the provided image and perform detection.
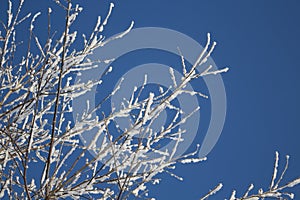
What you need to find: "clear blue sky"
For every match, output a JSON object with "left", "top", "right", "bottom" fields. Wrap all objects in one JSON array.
[{"left": 1, "top": 0, "right": 300, "bottom": 199}]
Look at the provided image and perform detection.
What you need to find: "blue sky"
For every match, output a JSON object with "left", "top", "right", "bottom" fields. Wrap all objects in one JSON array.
[{"left": 1, "top": 0, "right": 300, "bottom": 199}]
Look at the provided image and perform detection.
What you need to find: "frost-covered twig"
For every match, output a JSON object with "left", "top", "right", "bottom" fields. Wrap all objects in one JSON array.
[
  {"left": 199, "top": 183, "right": 223, "bottom": 200},
  {"left": 228, "top": 152, "right": 300, "bottom": 200},
  {"left": 198, "top": 152, "right": 300, "bottom": 200}
]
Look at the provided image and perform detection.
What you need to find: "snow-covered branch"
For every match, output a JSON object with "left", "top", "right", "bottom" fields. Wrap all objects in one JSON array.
[{"left": 199, "top": 152, "right": 300, "bottom": 200}]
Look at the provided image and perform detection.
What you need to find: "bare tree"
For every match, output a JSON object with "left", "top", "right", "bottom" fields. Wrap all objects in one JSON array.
[{"left": 0, "top": 0, "right": 299, "bottom": 199}]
